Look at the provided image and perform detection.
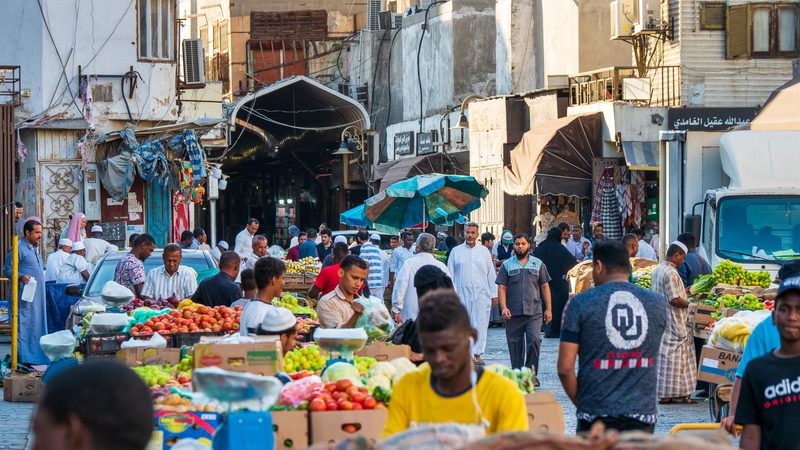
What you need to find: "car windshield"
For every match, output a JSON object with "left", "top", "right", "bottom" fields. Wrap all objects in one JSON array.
[
  {"left": 86, "top": 253, "right": 213, "bottom": 297},
  {"left": 717, "top": 196, "right": 800, "bottom": 262}
]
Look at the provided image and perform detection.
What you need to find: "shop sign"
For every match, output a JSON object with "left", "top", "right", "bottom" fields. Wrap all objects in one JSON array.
[
  {"left": 668, "top": 107, "right": 758, "bottom": 131},
  {"left": 394, "top": 131, "right": 414, "bottom": 155},
  {"left": 416, "top": 131, "right": 436, "bottom": 155}
]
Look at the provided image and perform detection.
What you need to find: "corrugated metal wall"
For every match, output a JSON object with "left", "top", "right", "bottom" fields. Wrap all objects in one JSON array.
[{"left": 0, "top": 105, "right": 15, "bottom": 263}]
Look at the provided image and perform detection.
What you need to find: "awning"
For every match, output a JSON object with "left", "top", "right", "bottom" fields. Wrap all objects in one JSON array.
[
  {"left": 504, "top": 112, "right": 602, "bottom": 198},
  {"left": 96, "top": 117, "right": 225, "bottom": 143},
  {"left": 622, "top": 141, "right": 659, "bottom": 170},
  {"left": 377, "top": 154, "right": 444, "bottom": 192},
  {"left": 750, "top": 77, "right": 800, "bottom": 131}
]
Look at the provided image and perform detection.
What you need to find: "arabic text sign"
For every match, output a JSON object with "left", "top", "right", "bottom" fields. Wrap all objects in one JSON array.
[
  {"left": 668, "top": 107, "right": 758, "bottom": 131},
  {"left": 394, "top": 131, "right": 414, "bottom": 156}
]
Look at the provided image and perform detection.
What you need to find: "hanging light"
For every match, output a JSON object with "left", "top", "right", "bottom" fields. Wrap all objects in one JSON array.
[
  {"left": 454, "top": 112, "right": 469, "bottom": 129},
  {"left": 332, "top": 140, "right": 355, "bottom": 156}
]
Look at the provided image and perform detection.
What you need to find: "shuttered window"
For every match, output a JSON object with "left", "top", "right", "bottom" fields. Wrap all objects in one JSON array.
[
  {"left": 726, "top": 4, "right": 751, "bottom": 59},
  {"left": 726, "top": 3, "right": 800, "bottom": 59},
  {"left": 700, "top": 2, "right": 726, "bottom": 30}
]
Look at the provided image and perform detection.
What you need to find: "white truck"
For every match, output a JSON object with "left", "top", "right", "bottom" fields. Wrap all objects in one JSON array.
[{"left": 688, "top": 131, "right": 800, "bottom": 275}]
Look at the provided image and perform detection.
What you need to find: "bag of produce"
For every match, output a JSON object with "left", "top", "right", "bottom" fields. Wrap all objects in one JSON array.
[
  {"left": 193, "top": 366, "right": 282, "bottom": 405},
  {"left": 89, "top": 313, "right": 131, "bottom": 333},
  {"left": 100, "top": 281, "right": 135, "bottom": 307},
  {"left": 129, "top": 308, "right": 171, "bottom": 327},
  {"left": 708, "top": 310, "right": 770, "bottom": 352},
  {"left": 354, "top": 296, "right": 395, "bottom": 342},
  {"left": 39, "top": 330, "right": 76, "bottom": 361},
  {"left": 120, "top": 332, "right": 168, "bottom": 349},
  {"left": 277, "top": 375, "right": 323, "bottom": 407}
]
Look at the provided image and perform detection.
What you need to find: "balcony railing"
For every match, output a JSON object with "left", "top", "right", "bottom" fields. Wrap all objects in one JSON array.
[{"left": 568, "top": 65, "right": 681, "bottom": 107}]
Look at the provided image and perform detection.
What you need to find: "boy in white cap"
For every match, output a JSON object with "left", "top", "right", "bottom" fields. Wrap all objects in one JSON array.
[
  {"left": 45, "top": 238, "right": 73, "bottom": 282},
  {"left": 58, "top": 241, "right": 93, "bottom": 283},
  {"left": 258, "top": 307, "right": 299, "bottom": 355},
  {"left": 211, "top": 240, "right": 229, "bottom": 262},
  {"left": 651, "top": 241, "right": 695, "bottom": 404},
  {"left": 83, "top": 224, "right": 117, "bottom": 264},
  {"left": 240, "top": 257, "right": 285, "bottom": 336}
]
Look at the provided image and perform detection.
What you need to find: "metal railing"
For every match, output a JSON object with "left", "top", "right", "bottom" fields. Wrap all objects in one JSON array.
[{"left": 568, "top": 65, "right": 681, "bottom": 107}]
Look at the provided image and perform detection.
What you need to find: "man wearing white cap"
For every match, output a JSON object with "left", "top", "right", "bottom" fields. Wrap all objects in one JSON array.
[
  {"left": 45, "top": 238, "right": 73, "bottom": 282},
  {"left": 258, "top": 307, "right": 299, "bottom": 355},
  {"left": 211, "top": 241, "right": 228, "bottom": 262},
  {"left": 58, "top": 241, "right": 93, "bottom": 283},
  {"left": 83, "top": 225, "right": 117, "bottom": 264},
  {"left": 359, "top": 230, "right": 387, "bottom": 298},
  {"left": 651, "top": 241, "right": 696, "bottom": 404}
]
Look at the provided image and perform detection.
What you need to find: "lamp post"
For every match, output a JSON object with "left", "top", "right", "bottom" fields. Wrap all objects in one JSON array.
[{"left": 453, "top": 94, "right": 486, "bottom": 130}]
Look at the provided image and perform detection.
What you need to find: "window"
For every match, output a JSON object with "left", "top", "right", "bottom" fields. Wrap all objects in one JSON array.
[
  {"left": 700, "top": 2, "right": 726, "bottom": 30},
  {"left": 716, "top": 196, "right": 800, "bottom": 262},
  {"left": 727, "top": 3, "right": 800, "bottom": 59},
  {"left": 138, "top": 0, "right": 175, "bottom": 61}
]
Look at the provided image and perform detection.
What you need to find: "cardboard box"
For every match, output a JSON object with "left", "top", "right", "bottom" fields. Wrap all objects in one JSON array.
[
  {"left": 148, "top": 410, "right": 222, "bottom": 450},
  {"left": 355, "top": 342, "right": 411, "bottom": 361},
  {"left": 273, "top": 410, "right": 309, "bottom": 450},
  {"left": 193, "top": 336, "right": 284, "bottom": 375},
  {"left": 3, "top": 373, "right": 42, "bottom": 402},
  {"left": 697, "top": 345, "right": 742, "bottom": 385},
  {"left": 310, "top": 409, "right": 387, "bottom": 445},
  {"left": 117, "top": 348, "right": 182, "bottom": 367},
  {"left": 525, "top": 392, "right": 564, "bottom": 434},
  {"left": 689, "top": 303, "right": 718, "bottom": 325},
  {"left": 722, "top": 308, "right": 743, "bottom": 318}
]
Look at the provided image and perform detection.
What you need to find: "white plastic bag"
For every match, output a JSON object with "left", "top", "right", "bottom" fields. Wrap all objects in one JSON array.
[
  {"left": 39, "top": 330, "right": 76, "bottom": 361},
  {"left": 21, "top": 278, "right": 37, "bottom": 302},
  {"left": 89, "top": 313, "right": 131, "bottom": 333},
  {"left": 708, "top": 310, "right": 770, "bottom": 352},
  {"left": 100, "top": 281, "right": 135, "bottom": 307},
  {"left": 120, "top": 332, "right": 168, "bottom": 349},
  {"left": 169, "top": 439, "right": 212, "bottom": 450},
  {"left": 355, "top": 295, "right": 395, "bottom": 342}
]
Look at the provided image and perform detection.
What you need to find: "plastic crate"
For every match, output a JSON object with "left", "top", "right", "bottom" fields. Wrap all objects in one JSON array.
[
  {"left": 83, "top": 332, "right": 128, "bottom": 359},
  {"left": 171, "top": 331, "right": 222, "bottom": 348}
]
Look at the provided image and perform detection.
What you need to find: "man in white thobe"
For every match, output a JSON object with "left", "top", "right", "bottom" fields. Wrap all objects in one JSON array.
[
  {"left": 234, "top": 219, "right": 260, "bottom": 260},
  {"left": 45, "top": 238, "right": 73, "bottom": 282},
  {"left": 392, "top": 233, "right": 449, "bottom": 323},
  {"left": 83, "top": 225, "right": 117, "bottom": 264},
  {"left": 447, "top": 222, "right": 498, "bottom": 365}
]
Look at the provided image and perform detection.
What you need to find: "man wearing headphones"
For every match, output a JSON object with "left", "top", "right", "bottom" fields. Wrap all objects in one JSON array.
[{"left": 383, "top": 289, "right": 528, "bottom": 437}]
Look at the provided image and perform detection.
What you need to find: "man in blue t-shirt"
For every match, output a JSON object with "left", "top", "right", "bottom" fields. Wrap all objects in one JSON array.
[{"left": 558, "top": 240, "right": 668, "bottom": 433}]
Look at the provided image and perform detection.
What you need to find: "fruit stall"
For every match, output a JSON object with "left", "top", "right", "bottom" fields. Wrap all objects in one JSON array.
[{"left": 283, "top": 257, "right": 321, "bottom": 292}]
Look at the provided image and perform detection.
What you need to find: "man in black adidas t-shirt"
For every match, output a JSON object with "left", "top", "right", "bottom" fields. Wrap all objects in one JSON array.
[{"left": 736, "top": 275, "right": 800, "bottom": 450}]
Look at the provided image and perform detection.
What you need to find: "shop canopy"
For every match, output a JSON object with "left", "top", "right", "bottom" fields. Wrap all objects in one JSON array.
[
  {"left": 622, "top": 141, "right": 659, "bottom": 171},
  {"left": 373, "top": 154, "right": 444, "bottom": 193},
  {"left": 503, "top": 112, "right": 602, "bottom": 198},
  {"left": 750, "top": 77, "right": 800, "bottom": 131}
]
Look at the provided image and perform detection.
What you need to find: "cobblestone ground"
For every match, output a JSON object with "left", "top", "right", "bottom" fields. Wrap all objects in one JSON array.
[
  {"left": 483, "top": 327, "right": 720, "bottom": 436},
  {"left": 0, "top": 343, "right": 34, "bottom": 450}
]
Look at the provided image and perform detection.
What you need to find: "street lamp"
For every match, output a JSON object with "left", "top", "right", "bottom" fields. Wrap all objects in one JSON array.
[
  {"left": 332, "top": 126, "right": 365, "bottom": 158},
  {"left": 452, "top": 94, "right": 486, "bottom": 129}
]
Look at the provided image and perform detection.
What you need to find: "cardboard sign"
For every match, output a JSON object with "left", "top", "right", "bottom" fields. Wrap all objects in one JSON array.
[
  {"left": 355, "top": 342, "right": 411, "bottom": 362},
  {"left": 697, "top": 345, "right": 742, "bottom": 385},
  {"left": 273, "top": 410, "right": 309, "bottom": 450},
  {"left": 310, "top": 409, "right": 387, "bottom": 445},
  {"left": 149, "top": 410, "right": 222, "bottom": 450},
  {"left": 3, "top": 373, "right": 42, "bottom": 403},
  {"left": 689, "top": 303, "right": 718, "bottom": 325},
  {"left": 117, "top": 348, "right": 182, "bottom": 367},
  {"left": 193, "top": 336, "right": 284, "bottom": 375},
  {"left": 524, "top": 392, "right": 565, "bottom": 434}
]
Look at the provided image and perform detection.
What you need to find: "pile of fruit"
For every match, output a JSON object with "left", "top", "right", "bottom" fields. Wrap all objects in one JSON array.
[
  {"left": 274, "top": 294, "right": 317, "bottom": 319},
  {"left": 355, "top": 356, "right": 377, "bottom": 376},
  {"left": 285, "top": 257, "right": 321, "bottom": 276},
  {"left": 740, "top": 270, "right": 772, "bottom": 288},
  {"left": 120, "top": 296, "right": 181, "bottom": 312},
  {"left": 486, "top": 364, "right": 536, "bottom": 393},
  {"left": 635, "top": 274, "right": 651, "bottom": 289},
  {"left": 718, "top": 293, "right": 766, "bottom": 311},
  {"left": 308, "top": 379, "right": 382, "bottom": 412},
  {"left": 132, "top": 361, "right": 192, "bottom": 389},
  {"left": 152, "top": 393, "right": 218, "bottom": 413},
  {"left": 709, "top": 320, "right": 753, "bottom": 351},
  {"left": 129, "top": 305, "right": 241, "bottom": 336},
  {"left": 284, "top": 345, "right": 328, "bottom": 373},
  {"left": 711, "top": 259, "right": 770, "bottom": 288}
]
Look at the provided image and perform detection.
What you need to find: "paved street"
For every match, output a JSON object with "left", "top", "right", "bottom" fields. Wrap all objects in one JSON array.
[{"left": 0, "top": 343, "right": 34, "bottom": 450}]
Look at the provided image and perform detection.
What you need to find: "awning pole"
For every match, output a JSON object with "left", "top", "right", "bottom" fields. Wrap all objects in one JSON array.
[
  {"left": 11, "top": 235, "right": 18, "bottom": 372},
  {"left": 209, "top": 199, "right": 218, "bottom": 247}
]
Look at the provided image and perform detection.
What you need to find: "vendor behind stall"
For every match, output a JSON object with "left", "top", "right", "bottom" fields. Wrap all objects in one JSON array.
[
  {"left": 383, "top": 289, "right": 528, "bottom": 437},
  {"left": 317, "top": 255, "right": 369, "bottom": 329},
  {"left": 240, "top": 257, "right": 285, "bottom": 336},
  {"left": 257, "top": 306, "right": 299, "bottom": 354}
]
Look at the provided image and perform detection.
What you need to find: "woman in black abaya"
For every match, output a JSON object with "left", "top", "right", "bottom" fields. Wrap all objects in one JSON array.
[{"left": 533, "top": 227, "right": 577, "bottom": 338}]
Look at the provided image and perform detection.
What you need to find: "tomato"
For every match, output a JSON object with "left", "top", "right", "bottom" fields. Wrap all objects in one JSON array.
[
  {"left": 351, "top": 402, "right": 363, "bottom": 410},
  {"left": 346, "top": 386, "right": 359, "bottom": 395},
  {"left": 130, "top": 330, "right": 140, "bottom": 336},
  {"left": 336, "top": 379, "right": 353, "bottom": 391},
  {"left": 339, "top": 400, "right": 353, "bottom": 410},
  {"left": 309, "top": 398, "right": 326, "bottom": 412},
  {"left": 363, "top": 396, "right": 377, "bottom": 410},
  {"left": 350, "top": 392, "right": 367, "bottom": 404},
  {"left": 342, "top": 424, "right": 358, "bottom": 433},
  {"left": 332, "top": 391, "right": 348, "bottom": 401},
  {"left": 326, "top": 402, "right": 338, "bottom": 411},
  {"left": 324, "top": 382, "right": 337, "bottom": 392},
  {"left": 358, "top": 387, "right": 369, "bottom": 394}
]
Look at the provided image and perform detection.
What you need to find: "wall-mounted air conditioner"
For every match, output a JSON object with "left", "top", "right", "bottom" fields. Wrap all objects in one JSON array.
[
  {"left": 634, "top": 0, "right": 661, "bottom": 34},
  {"left": 622, "top": 77, "right": 651, "bottom": 101},
  {"left": 546, "top": 74, "right": 569, "bottom": 89},
  {"left": 610, "top": 0, "right": 635, "bottom": 39},
  {"left": 182, "top": 39, "right": 205, "bottom": 86},
  {"left": 391, "top": 13, "right": 403, "bottom": 29},
  {"left": 378, "top": 11, "right": 393, "bottom": 30},
  {"left": 367, "top": 0, "right": 384, "bottom": 31}
]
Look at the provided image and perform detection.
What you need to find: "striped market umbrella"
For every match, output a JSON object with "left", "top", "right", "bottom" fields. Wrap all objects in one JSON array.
[{"left": 364, "top": 174, "right": 488, "bottom": 233}]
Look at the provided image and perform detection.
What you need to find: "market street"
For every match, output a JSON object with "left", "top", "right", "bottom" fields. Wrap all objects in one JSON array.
[{"left": 0, "top": 331, "right": 717, "bottom": 449}]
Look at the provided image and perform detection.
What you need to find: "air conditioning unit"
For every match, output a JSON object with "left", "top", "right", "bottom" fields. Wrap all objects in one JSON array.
[
  {"left": 622, "top": 77, "right": 651, "bottom": 101},
  {"left": 367, "top": 0, "right": 384, "bottom": 31},
  {"left": 378, "top": 10, "right": 393, "bottom": 30},
  {"left": 610, "top": 0, "right": 635, "bottom": 39},
  {"left": 634, "top": 0, "right": 661, "bottom": 34},
  {"left": 391, "top": 13, "right": 403, "bottom": 29},
  {"left": 182, "top": 39, "right": 205, "bottom": 86},
  {"left": 349, "top": 84, "right": 368, "bottom": 106},
  {"left": 546, "top": 74, "right": 569, "bottom": 89}
]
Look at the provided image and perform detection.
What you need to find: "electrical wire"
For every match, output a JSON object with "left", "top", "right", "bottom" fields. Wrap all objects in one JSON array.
[
  {"left": 417, "top": 1, "right": 448, "bottom": 133},
  {"left": 37, "top": 0, "right": 84, "bottom": 118},
  {"left": 383, "top": 28, "right": 402, "bottom": 158}
]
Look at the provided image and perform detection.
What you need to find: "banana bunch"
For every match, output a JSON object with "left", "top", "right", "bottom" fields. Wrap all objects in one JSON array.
[
  {"left": 284, "top": 257, "right": 321, "bottom": 275},
  {"left": 709, "top": 320, "right": 753, "bottom": 351}
]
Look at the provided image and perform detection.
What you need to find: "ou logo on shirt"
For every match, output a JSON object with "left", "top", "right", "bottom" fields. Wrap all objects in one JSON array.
[{"left": 604, "top": 291, "right": 649, "bottom": 350}]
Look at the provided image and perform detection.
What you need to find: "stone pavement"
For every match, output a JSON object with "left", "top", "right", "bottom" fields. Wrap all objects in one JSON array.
[
  {"left": 0, "top": 344, "right": 34, "bottom": 450},
  {"left": 483, "top": 327, "right": 717, "bottom": 436}
]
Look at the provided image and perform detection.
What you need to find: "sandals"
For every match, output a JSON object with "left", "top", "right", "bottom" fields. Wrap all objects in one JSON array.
[
  {"left": 473, "top": 355, "right": 486, "bottom": 366},
  {"left": 659, "top": 396, "right": 697, "bottom": 405}
]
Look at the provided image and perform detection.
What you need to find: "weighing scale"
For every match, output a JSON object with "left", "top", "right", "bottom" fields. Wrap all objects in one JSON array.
[{"left": 313, "top": 328, "right": 368, "bottom": 369}]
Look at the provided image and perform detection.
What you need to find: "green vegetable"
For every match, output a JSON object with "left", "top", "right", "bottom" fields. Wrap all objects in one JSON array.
[
  {"left": 373, "top": 386, "right": 392, "bottom": 405},
  {"left": 690, "top": 274, "right": 717, "bottom": 295},
  {"left": 321, "top": 362, "right": 362, "bottom": 385},
  {"left": 366, "top": 374, "right": 392, "bottom": 394}
]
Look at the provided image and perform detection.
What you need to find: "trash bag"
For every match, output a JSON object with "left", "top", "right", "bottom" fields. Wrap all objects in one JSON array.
[
  {"left": 120, "top": 332, "right": 168, "bottom": 349},
  {"left": 40, "top": 330, "right": 77, "bottom": 361},
  {"left": 100, "top": 281, "right": 135, "bottom": 307},
  {"left": 89, "top": 313, "right": 131, "bottom": 333},
  {"left": 354, "top": 296, "right": 395, "bottom": 342}
]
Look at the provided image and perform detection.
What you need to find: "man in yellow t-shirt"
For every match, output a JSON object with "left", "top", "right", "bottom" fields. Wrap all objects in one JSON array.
[{"left": 383, "top": 289, "right": 528, "bottom": 437}]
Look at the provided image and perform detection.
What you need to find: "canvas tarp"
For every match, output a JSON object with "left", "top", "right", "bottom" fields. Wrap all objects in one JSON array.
[
  {"left": 750, "top": 77, "right": 800, "bottom": 131},
  {"left": 503, "top": 112, "right": 602, "bottom": 198},
  {"left": 375, "top": 154, "right": 443, "bottom": 192}
]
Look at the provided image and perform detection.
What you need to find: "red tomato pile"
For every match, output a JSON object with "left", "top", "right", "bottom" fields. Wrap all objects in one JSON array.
[
  {"left": 130, "top": 305, "right": 242, "bottom": 336},
  {"left": 308, "top": 379, "right": 382, "bottom": 412}
]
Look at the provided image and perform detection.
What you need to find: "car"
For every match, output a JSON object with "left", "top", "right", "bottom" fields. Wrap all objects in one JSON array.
[
  {"left": 331, "top": 230, "right": 396, "bottom": 251},
  {"left": 66, "top": 249, "right": 217, "bottom": 303}
]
